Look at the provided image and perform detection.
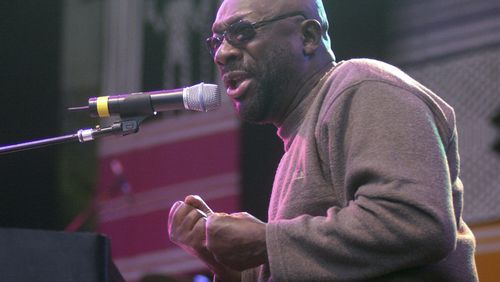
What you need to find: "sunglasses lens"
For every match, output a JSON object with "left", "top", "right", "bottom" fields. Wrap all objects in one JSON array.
[
  {"left": 205, "top": 21, "right": 257, "bottom": 57},
  {"left": 227, "top": 21, "right": 256, "bottom": 44},
  {"left": 206, "top": 36, "right": 222, "bottom": 57}
]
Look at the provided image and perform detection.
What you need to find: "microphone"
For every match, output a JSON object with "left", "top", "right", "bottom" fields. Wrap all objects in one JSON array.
[{"left": 69, "top": 82, "right": 221, "bottom": 118}]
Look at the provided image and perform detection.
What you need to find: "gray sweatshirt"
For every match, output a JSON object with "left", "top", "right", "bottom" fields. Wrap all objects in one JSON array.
[{"left": 243, "top": 59, "right": 478, "bottom": 281}]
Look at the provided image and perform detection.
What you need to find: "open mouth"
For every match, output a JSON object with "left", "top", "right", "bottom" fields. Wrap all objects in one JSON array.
[
  {"left": 223, "top": 71, "right": 252, "bottom": 99},
  {"left": 227, "top": 78, "right": 240, "bottom": 90},
  {"left": 224, "top": 71, "right": 248, "bottom": 90}
]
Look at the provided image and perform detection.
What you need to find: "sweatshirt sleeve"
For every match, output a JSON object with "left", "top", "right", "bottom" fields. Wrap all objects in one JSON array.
[{"left": 266, "top": 81, "right": 458, "bottom": 281}]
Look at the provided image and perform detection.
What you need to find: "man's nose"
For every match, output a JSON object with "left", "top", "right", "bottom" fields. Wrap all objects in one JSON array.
[{"left": 214, "top": 40, "right": 243, "bottom": 67}]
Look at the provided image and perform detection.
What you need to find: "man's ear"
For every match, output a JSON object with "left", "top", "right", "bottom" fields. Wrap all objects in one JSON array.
[{"left": 301, "top": 19, "right": 322, "bottom": 56}]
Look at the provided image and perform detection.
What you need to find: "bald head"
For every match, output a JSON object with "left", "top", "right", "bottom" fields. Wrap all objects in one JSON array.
[
  {"left": 216, "top": 0, "right": 333, "bottom": 52},
  {"left": 211, "top": 0, "right": 336, "bottom": 125}
]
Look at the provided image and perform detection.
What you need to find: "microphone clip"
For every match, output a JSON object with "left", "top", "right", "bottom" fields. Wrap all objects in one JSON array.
[{"left": 79, "top": 115, "right": 148, "bottom": 143}]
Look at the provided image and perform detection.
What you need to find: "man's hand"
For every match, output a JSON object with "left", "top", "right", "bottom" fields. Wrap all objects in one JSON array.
[
  {"left": 168, "top": 195, "right": 240, "bottom": 282},
  {"left": 206, "top": 212, "right": 268, "bottom": 271},
  {"left": 168, "top": 195, "right": 212, "bottom": 258}
]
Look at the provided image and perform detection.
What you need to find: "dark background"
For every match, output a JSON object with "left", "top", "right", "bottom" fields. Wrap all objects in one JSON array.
[{"left": 0, "top": 1, "right": 63, "bottom": 229}]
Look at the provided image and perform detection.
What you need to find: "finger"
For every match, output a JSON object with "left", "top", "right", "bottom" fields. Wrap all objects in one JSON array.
[
  {"left": 168, "top": 201, "right": 196, "bottom": 233},
  {"left": 167, "top": 201, "right": 182, "bottom": 241},
  {"left": 168, "top": 201, "right": 185, "bottom": 236},
  {"left": 168, "top": 201, "right": 183, "bottom": 227},
  {"left": 181, "top": 208, "right": 208, "bottom": 232},
  {"left": 185, "top": 195, "right": 214, "bottom": 216}
]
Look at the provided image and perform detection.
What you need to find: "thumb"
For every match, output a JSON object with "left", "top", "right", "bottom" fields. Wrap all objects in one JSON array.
[{"left": 184, "top": 195, "right": 214, "bottom": 216}]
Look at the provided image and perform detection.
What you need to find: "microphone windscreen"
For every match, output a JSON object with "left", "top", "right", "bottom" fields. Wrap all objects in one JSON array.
[{"left": 183, "top": 83, "right": 221, "bottom": 112}]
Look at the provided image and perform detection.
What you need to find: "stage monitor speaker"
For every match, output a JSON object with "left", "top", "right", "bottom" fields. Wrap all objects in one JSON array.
[{"left": 0, "top": 228, "right": 124, "bottom": 282}]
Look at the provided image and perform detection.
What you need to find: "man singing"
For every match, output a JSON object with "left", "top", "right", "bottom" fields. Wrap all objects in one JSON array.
[{"left": 168, "top": 0, "right": 478, "bottom": 281}]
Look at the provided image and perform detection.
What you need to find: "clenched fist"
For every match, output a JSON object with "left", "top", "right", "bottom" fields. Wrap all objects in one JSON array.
[
  {"left": 168, "top": 195, "right": 240, "bottom": 281},
  {"left": 168, "top": 195, "right": 212, "bottom": 258}
]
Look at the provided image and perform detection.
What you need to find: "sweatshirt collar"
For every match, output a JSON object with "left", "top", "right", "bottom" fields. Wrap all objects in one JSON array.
[{"left": 277, "top": 62, "right": 337, "bottom": 151}]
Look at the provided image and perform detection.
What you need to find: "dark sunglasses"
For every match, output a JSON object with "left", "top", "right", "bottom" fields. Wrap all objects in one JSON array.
[{"left": 206, "top": 11, "right": 306, "bottom": 57}]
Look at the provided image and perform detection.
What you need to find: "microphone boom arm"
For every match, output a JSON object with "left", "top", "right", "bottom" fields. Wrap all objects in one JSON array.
[{"left": 0, "top": 116, "right": 147, "bottom": 155}]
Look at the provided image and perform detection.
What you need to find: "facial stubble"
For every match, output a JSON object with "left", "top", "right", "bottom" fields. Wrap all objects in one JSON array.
[{"left": 235, "top": 44, "right": 299, "bottom": 124}]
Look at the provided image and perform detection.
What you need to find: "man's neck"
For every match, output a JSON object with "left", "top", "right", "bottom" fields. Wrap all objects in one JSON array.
[{"left": 274, "top": 59, "right": 336, "bottom": 127}]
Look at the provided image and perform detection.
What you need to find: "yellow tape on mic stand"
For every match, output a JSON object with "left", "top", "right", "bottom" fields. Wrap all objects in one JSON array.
[{"left": 96, "top": 96, "right": 110, "bottom": 117}]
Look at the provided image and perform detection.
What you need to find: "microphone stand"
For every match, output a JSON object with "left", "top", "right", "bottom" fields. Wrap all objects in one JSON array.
[
  {"left": 0, "top": 116, "right": 147, "bottom": 155},
  {"left": 0, "top": 115, "right": 141, "bottom": 282}
]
